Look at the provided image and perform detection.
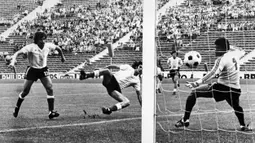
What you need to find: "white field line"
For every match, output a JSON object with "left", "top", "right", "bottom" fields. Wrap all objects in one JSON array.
[
  {"left": 0, "top": 108, "right": 254, "bottom": 133},
  {"left": 1, "top": 107, "right": 254, "bottom": 134},
  {"left": 0, "top": 117, "right": 141, "bottom": 133}
]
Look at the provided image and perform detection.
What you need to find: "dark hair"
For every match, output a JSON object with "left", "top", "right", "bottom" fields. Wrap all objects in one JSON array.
[
  {"left": 171, "top": 50, "right": 177, "bottom": 55},
  {"left": 132, "top": 61, "right": 142, "bottom": 69},
  {"left": 215, "top": 37, "right": 230, "bottom": 51},
  {"left": 34, "top": 31, "right": 47, "bottom": 43}
]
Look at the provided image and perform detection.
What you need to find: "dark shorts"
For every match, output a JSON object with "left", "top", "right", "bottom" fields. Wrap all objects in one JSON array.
[
  {"left": 158, "top": 75, "right": 163, "bottom": 81},
  {"left": 210, "top": 83, "right": 241, "bottom": 102},
  {"left": 194, "top": 83, "right": 241, "bottom": 102},
  {"left": 102, "top": 75, "right": 122, "bottom": 95},
  {"left": 169, "top": 69, "right": 180, "bottom": 78},
  {"left": 24, "top": 66, "right": 49, "bottom": 81}
]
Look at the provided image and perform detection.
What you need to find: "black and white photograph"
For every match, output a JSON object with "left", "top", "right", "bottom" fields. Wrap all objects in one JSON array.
[{"left": 0, "top": 0, "right": 255, "bottom": 142}]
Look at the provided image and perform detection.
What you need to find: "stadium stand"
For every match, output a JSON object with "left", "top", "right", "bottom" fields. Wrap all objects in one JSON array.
[
  {"left": 0, "top": 0, "right": 42, "bottom": 33},
  {"left": 156, "top": 0, "right": 255, "bottom": 71},
  {"left": 0, "top": 0, "right": 144, "bottom": 73},
  {"left": 1, "top": 0, "right": 255, "bottom": 74}
]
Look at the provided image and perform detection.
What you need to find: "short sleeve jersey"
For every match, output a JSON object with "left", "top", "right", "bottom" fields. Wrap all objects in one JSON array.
[
  {"left": 167, "top": 57, "right": 183, "bottom": 70},
  {"left": 202, "top": 49, "right": 245, "bottom": 89},
  {"left": 113, "top": 64, "right": 141, "bottom": 91},
  {"left": 20, "top": 43, "right": 57, "bottom": 69}
]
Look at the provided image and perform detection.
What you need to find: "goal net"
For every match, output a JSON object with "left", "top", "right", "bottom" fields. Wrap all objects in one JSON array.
[{"left": 155, "top": 0, "right": 255, "bottom": 142}]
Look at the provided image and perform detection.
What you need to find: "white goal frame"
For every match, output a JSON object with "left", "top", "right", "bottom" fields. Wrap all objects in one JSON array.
[{"left": 142, "top": 0, "right": 156, "bottom": 143}]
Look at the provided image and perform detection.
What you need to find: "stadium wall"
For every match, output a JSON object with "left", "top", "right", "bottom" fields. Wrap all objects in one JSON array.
[{"left": 1, "top": 71, "right": 255, "bottom": 80}]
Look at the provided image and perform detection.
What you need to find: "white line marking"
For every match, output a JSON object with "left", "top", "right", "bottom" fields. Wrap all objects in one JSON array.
[{"left": 0, "top": 117, "right": 141, "bottom": 133}]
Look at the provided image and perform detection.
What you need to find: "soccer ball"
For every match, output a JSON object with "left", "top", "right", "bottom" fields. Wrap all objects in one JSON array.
[
  {"left": 184, "top": 51, "right": 202, "bottom": 68},
  {"left": 5, "top": 55, "right": 12, "bottom": 61}
]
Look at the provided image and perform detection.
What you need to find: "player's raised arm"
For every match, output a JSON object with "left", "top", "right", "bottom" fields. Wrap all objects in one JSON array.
[
  {"left": 167, "top": 57, "right": 171, "bottom": 67},
  {"left": 136, "top": 90, "right": 142, "bottom": 106}
]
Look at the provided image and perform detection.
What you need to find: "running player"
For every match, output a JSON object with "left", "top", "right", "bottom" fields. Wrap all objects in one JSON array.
[
  {"left": 167, "top": 51, "right": 183, "bottom": 95},
  {"left": 9, "top": 31, "right": 66, "bottom": 119},
  {"left": 78, "top": 61, "right": 142, "bottom": 115},
  {"left": 175, "top": 37, "right": 251, "bottom": 131}
]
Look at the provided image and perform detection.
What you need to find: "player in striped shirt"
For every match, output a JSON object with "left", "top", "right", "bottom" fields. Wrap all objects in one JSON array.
[
  {"left": 175, "top": 37, "right": 251, "bottom": 131},
  {"left": 9, "top": 31, "right": 66, "bottom": 119},
  {"left": 79, "top": 61, "right": 142, "bottom": 115}
]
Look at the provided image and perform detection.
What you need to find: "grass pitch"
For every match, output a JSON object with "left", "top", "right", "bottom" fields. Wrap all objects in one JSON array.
[
  {"left": 0, "top": 79, "right": 141, "bottom": 143},
  {"left": 0, "top": 79, "right": 255, "bottom": 143},
  {"left": 156, "top": 79, "right": 255, "bottom": 143}
]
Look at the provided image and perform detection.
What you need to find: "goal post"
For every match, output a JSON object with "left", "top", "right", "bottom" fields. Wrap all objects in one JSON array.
[{"left": 142, "top": 0, "right": 157, "bottom": 143}]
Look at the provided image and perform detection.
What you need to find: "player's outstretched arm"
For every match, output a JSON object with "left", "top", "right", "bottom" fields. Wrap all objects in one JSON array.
[
  {"left": 186, "top": 58, "right": 222, "bottom": 88},
  {"left": 8, "top": 50, "right": 23, "bottom": 68},
  {"left": 136, "top": 90, "right": 142, "bottom": 106},
  {"left": 55, "top": 46, "right": 66, "bottom": 63}
]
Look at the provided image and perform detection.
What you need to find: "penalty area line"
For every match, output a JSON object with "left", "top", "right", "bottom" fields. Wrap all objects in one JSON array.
[{"left": 0, "top": 117, "right": 141, "bottom": 133}]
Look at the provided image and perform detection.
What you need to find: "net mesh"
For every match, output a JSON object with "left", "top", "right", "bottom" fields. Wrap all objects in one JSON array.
[{"left": 156, "top": 0, "right": 255, "bottom": 142}]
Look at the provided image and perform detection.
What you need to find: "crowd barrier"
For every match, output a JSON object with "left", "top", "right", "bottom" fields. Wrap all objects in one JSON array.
[{"left": 0, "top": 71, "right": 255, "bottom": 79}]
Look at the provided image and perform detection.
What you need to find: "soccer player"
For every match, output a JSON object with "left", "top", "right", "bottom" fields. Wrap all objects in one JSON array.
[
  {"left": 167, "top": 51, "right": 183, "bottom": 95},
  {"left": 175, "top": 37, "right": 251, "bottom": 131},
  {"left": 156, "top": 57, "right": 164, "bottom": 93},
  {"left": 8, "top": 31, "right": 66, "bottom": 119},
  {"left": 78, "top": 61, "right": 142, "bottom": 115}
]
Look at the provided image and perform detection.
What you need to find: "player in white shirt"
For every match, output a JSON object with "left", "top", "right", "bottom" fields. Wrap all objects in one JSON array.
[
  {"left": 9, "top": 31, "right": 66, "bottom": 119},
  {"left": 156, "top": 57, "right": 164, "bottom": 94},
  {"left": 167, "top": 51, "right": 183, "bottom": 95},
  {"left": 78, "top": 61, "right": 142, "bottom": 115},
  {"left": 175, "top": 37, "right": 251, "bottom": 131}
]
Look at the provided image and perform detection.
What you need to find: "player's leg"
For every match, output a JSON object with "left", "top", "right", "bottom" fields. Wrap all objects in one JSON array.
[
  {"left": 101, "top": 74, "right": 129, "bottom": 114},
  {"left": 79, "top": 69, "right": 111, "bottom": 80},
  {"left": 102, "top": 90, "right": 130, "bottom": 115},
  {"left": 40, "top": 76, "right": 59, "bottom": 119},
  {"left": 158, "top": 74, "right": 163, "bottom": 93},
  {"left": 156, "top": 77, "right": 161, "bottom": 93},
  {"left": 177, "top": 70, "right": 180, "bottom": 87},
  {"left": 172, "top": 74, "right": 178, "bottom": 95},
  {"left": 225, "top": 90, "right": 251, "bottom": 131},
  {"left": 13, "top": 79, "right": 34, "bottom": 117},
  {"left": 156, "top": 67, "right": 163, "bottom": 93},
  {"left": 175, "top": 84, "right": 214, "bottom": 128}
]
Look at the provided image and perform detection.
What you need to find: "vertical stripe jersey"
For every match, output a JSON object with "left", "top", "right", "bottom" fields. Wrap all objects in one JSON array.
[{"left": 200, "top": 48, "right": 245, "bottom": 89}]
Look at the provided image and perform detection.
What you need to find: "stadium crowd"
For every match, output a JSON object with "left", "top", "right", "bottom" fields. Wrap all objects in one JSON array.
[
  {"left": 157, "top": 0, "right": 255, "bottom": 42},
  {"left": 11, "top": 0, "right": 142, "bottom": 53},
  {"left": 0, "top": 0, "right": 45, "bottom": 27},
  {"left": 3, "top": 0, "right": 255, "bottom": 55}
]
